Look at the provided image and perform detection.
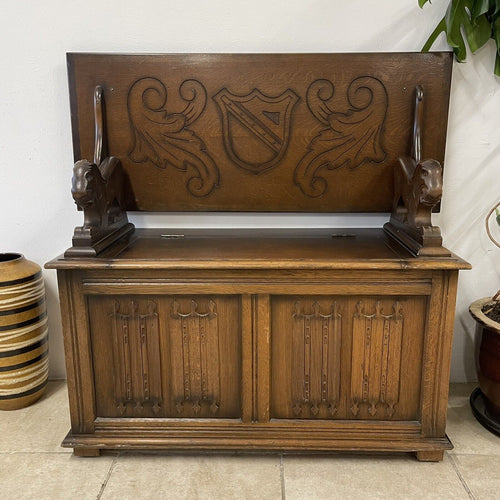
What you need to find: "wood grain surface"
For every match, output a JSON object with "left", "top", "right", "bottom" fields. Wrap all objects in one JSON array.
[{"left": 68, "top": 53, "right": 452, "bottom": 212}]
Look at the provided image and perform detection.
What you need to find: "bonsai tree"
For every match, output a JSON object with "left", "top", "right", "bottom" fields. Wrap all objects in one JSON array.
[{"left": 419, "top": 0, "right": 500, "bottom": 76}]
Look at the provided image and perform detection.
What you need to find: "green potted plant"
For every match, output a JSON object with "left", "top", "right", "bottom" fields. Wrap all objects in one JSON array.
[
  {"left": 468, "top": 202, "right": 500, "bottom": 433},
  {"left": 419, "top": 0, "right": 500, "bottom": 76}
]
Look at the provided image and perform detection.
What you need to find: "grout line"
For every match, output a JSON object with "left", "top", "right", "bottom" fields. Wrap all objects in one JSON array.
[
  {"left": 0, "top": 451, "right": 73, "bottom": 455},
  {"left": 280, "top": 454, "right": 286, "bottom": 500},
  {"left": 96, "top": 454, "right": 119, "bottom": 500},
  {"left": 448, "top": 451, "right": 500, "bottom": 458},
  {"left": 448, "top": 454, "right": 476, "bottom": 500}
]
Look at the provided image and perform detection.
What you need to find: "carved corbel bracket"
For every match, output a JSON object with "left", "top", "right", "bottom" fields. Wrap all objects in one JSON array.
[
  {"left": 65, "top": 86, "right": 134, "bottom": 257},
  {"left": 383, "top": 86, "right": 450, "bottom": 257}
]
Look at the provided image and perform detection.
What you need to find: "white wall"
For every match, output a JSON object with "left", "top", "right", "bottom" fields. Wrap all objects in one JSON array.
[{"left": 0, "top": 0, "right": 498, "bottom": 381}]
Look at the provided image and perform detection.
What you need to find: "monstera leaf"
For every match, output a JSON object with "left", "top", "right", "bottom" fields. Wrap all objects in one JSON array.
[{"left": 420, "top": 0, "right": 500, "bottom": 76}]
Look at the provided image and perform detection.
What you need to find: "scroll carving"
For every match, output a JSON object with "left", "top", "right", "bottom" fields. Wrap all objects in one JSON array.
[
  {"left": 292, "top": 301, "right": 342, "bottom": 417},
  {"left": 213, "top": 88, "right": 299, "bottom": 174},
  {"left": 128, "top": 78, "right": 220, "bottom": 197},
  {"left": 66, "top": 86, "right": 134, "bottom": 257},
  {"left": 294, "top": 77, "right": 388, "bottom": 197},
  {"left": 384, "top": 86, "right": 450, "bottom": 256},
  {"left": 111, "top": 300, "right": 162, "bottom": 416},
  {"left": 171, "top": 299, "right": 221, "bottom": 415},
  {"left": 350, "top": 301, "right": 403, "bottom": 418}
]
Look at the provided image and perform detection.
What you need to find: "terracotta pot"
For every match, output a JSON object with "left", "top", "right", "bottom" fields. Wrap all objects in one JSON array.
[
  {"left": 0, "top": 253, "right": 48, "bottom": 410},
  {"left": 469, "top": 297, "right": 500, "bottom": 432}
]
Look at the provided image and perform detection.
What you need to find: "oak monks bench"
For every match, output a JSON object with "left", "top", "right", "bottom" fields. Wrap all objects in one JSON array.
[{"left": 46, "top": 52, "right": 470, "bottom": 461}]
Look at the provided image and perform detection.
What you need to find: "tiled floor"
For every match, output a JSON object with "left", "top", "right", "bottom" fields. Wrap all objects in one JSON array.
[{"left": 0, "top": 382, "right": 499, "bottom": 499}]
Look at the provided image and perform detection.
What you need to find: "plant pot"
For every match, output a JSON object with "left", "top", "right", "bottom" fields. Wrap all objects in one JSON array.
[
  {"left": 469, "top": 297, "right": 500, "bottom": 435},
  {"left": 0, "top": 253, "right": 48, "bottom": 410}
]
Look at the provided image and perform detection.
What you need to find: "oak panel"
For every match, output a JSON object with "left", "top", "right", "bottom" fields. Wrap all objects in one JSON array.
[
  {"left": 68, "top": 53, "right": 452, "bottom": 212},
  {"left": 88, "top": 295, "right": 241, "bottom": 419},
  {"left": 271, "top": 295, "right": 426, "bottom": 420}
]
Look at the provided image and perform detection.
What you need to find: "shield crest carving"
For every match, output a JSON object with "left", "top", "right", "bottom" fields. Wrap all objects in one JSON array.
[{"left": 214, "top": 88, "right": 299, "bottom": 174}]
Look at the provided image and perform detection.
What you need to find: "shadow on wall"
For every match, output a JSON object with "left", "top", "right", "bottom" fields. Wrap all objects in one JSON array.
[
  {"left": 456, "top": 308, "right": 478, "bottom": 382},
  {"left": 43, "top": 272, "right": 65, "bottom": 380}
]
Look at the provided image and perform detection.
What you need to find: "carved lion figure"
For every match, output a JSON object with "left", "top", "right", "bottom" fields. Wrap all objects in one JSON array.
[
  {"left": 393, "top": 158, "right": 443, "bottom": 228},
  {"left": 71, "top": 157, "right": 126, "bottom": 229}
]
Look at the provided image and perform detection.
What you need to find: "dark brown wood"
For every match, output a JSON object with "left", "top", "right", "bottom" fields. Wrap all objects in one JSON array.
[
  {"left": 66, "top": 86, "right": 134, "bottom": 257},
  {"left": 415, "top": 450, "right": 444, "bottom": 462},
  {"left": 67, "top": 52, "right": 452, "bottom": 213},
  {"left": 48, "top": 228, "right": 469, "bottom": 271},
  {"left": 47, "top": 53, "right": 469, "bottom": 462},
  {"left": 47, "top": 230, "right": 468, "bottom": 460},
  {"left": 384, "top": 86, "right": 449, "bottom": 256},
  {"left": 73, "top": 447, "right": 101, "bottom": 457}
]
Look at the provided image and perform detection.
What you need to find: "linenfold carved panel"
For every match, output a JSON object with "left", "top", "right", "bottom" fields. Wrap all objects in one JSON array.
[
  {"left": 292, "top": 301, "right": 342, "bottom": 417},
  {"left": 169, "top": 299, "right": 221, "bottom": 416},
  {"left": 273, "top": 295, "right": 425, "bottom": 421},
  {"left": 111, "top": 299, "right": 162, "bottom": 416},
  {"left": 350, "top": 301, "right": 403, "bottom": 418},
  {"left": 89, "top": 294, "right": 241, "bottom": 419}
]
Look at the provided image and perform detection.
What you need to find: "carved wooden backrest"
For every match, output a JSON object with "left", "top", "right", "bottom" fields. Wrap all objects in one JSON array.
[{"left": 68, "top": 53, "right": 452, "bottom": 213}]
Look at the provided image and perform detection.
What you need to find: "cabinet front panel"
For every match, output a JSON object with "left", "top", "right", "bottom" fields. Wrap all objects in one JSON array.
[
  {"left": 271, "top": 295, "right": 426, "bottom": 420},
  {"left": 88, "top": 295, "right": 241, "bottom": 418}
]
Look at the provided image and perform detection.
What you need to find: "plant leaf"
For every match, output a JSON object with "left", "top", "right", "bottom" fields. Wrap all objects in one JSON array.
[
  {"left": 494, "top": 16, "right": 500, "bottom": 51},
  {"left": 471, "top": 0, "right": 490, "bottom": 20},
  {"left": 494, "top": 17, "right": 500, "bottom": 75},
  {"left": 422, "top": 16, "right": 447, "bottom": 51},
  {"left": 418, "top": 0, "right": 430, "bottom": 7},
  {"left": 445, "top": 0, "right": 470, "bottom": 60},
  {"left": 466, "top": 13, "right": 493, "bottom": 51},
  {"left": 495, "top": 0, "right": 500, "bottom": 16}
]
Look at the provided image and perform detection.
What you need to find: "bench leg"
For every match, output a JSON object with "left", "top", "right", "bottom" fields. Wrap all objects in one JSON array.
[
  {"left": 73, "top": 447, "right": 101, "bottom": 457},
  {"left": 415, "top": 450, "right": 444, "bottom": 462}
]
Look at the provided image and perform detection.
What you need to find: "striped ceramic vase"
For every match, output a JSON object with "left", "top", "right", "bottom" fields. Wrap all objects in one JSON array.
[{"left": 0, "top": 253, "right": 48, "bottom": 410}]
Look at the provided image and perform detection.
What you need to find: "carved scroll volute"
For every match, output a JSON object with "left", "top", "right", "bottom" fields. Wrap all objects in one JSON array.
[
  {"left": 294, "top": 77, "right": 388, "bottom": 198},
  {"left": 127, "top": 78, "right": 219, "bottom": 197},
  {"left": 66, "top": 85, "right": 134, "bottom": 257},
  {"left": 384, "top": 85, "right": 450, "bottom": 257}
]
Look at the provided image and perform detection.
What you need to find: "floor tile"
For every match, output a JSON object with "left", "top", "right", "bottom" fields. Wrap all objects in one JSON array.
[
  {"left": 0, "top": 452, "right": 113, "bottom": 500},
  {"left": 446, "top": 385, "right": 500, "bottom": 456},
  {"left": 100, "top": 453, "right": 282, "bottom": 500},
  {"left": 283, "top": 454, "right": 469, "bottom": 500},
  {"left": 448, "top": 383, "right": 478, "bottom": 407},
  {"left": 0, "top": 381, "right": 71, "bottom": 453},
  {"left": 451, "top": 454, "right": 500, "bottom": 500}
]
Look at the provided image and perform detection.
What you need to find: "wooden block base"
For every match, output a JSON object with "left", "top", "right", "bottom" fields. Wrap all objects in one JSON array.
[
  {"left": 415, "top": 450, "right": 445, "bottom": 462},
  {"left": 62, "top": 429, "right": 451, "bottom": 461},
  {"left": 73, "top": 447, "right": 101, "bottom": 457}
]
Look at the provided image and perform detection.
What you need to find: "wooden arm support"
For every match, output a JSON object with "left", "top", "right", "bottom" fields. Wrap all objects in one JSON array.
[
  {"left": 65, "top": 86, "right": 134, "bottom": 257},
  {"left": 384, "top": 86, "right": 450, "bottom": 257}
]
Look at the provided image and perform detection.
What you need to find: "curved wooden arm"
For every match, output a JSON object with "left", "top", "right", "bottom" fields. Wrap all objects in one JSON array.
[
  {"left": 412, "top": 85, "right": 423, "bottom": 163},
  {"left": 93, "top": 86, "right": 105, "bottom": 166},
  {"left": 384, "top": 86, "right": 449, "bottom": 256},
  {"left": 66, "top": 86, "right": 134, "bottom": 257}
]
